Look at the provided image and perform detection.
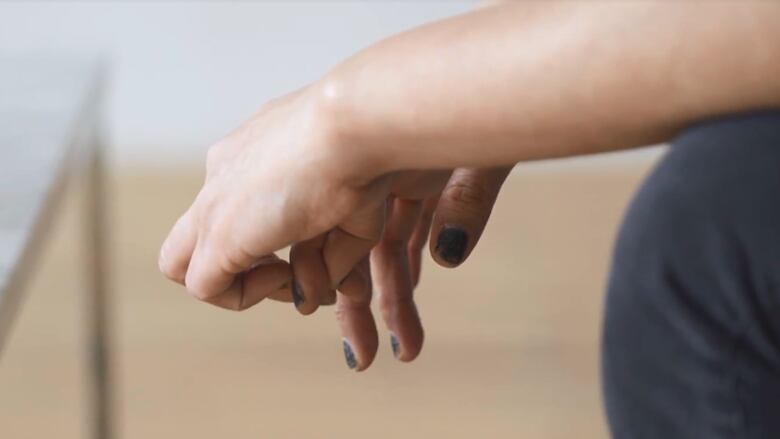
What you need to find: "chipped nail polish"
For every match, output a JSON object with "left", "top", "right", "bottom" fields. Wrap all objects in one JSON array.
[
  {"left": 435, "top": 227, "right": 468, "bottom": 265},
  {"left": 390, "top": 333, "right": 401, "bottom": 359},
  {"left": 291, "top": 279, "right": 305, "bottom": 308},
  {"left": 342, "top": 339, "right": 358, "bottom": 370}
]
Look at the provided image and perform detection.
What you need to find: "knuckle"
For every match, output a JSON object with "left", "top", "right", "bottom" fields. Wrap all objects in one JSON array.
[
  {"left": 158, "top": 249, "right": 173, "bottom": 274},
  {"left": 380, "top": 291, "right": 415, "bottom": 308},
  {"left": 285, "top": 197, "right": 322, "bottom": 243},
  {"left": 204, "top": 206, "right": 253, "bottom": 276},
  {"left": 442, "top": 179, "right": 491, "bottom": 211},
  {"left": 186, "top": 281, "right": 213, "bottom": 301},
  {"left": 229, "top": 295, "right": 246, "bottom": 312},
  {"left": 334, "top": 304, "right": 348, "bottom": 323},
  {"left": 351, "top": 288, "right": 372, "bottom": 306},
  {"left": 379, "top": 236, "right": 407, "bottom": 254},
  {"left": 205, "top": 143, "right": 229, "bottom": 176},
  {"left": 192, "top": 188, "right": 218, "bottom": 225},
  {"left": 160, "top": 263, "right": 184, "bottom": 284},
  {"left": 159, "top": 246, "right": 186, "bottom": 284},
  {"left": 205, "top": 143, "right": 224, "bottom": 165},
  {"left": 216, "top": 242, "right": 251, "bottom": 276}
]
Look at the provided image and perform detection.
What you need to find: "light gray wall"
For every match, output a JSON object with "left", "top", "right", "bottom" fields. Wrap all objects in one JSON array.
[
  {"left": 0, "top": 1, "right": 475, "bottom": 167},
  {"left": 0, "top": 1, "right": 664, "bottom": 169}
]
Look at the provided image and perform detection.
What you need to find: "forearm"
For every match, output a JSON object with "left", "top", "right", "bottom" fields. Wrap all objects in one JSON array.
[{"left": 319, "top": 1, "right": 780, "bottom": 172}]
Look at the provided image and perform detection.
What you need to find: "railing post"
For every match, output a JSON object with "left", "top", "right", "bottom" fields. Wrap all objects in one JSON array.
[{"left": 83, "top": 87, "right": 115, "bottom": 439}]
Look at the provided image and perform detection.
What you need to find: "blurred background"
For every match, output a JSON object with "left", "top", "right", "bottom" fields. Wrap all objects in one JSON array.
[{"left": 0, "top": 2, "right": 664, "bottom": 438}]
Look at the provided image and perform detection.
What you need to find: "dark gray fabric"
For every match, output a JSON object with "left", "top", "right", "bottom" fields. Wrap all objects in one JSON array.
[{"left": 602, "top": 112, "right": 780, "bottom": 438}]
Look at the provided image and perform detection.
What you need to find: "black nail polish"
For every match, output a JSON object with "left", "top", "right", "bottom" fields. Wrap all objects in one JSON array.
[
  {"left": 435, "top": 227, "right": 468, "bottom": 265},
  {"left": 291, "top": 279, "right": 305, "bottom": 308},
  {"left": 390, "top": 334, "right": 401, "bottom": 359},
  {"left": 342, "top": 339, "right": 358, "bottom": 370}
]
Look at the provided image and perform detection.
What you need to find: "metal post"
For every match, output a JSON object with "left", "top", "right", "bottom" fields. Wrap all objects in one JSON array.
[{"left": 84, "top": 115, "right": 114, "bottom": 439}]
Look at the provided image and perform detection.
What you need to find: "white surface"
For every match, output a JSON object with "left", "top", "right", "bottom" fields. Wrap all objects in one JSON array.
[{"left": 0, "top": 2, "right": 475, "bottom": 167}]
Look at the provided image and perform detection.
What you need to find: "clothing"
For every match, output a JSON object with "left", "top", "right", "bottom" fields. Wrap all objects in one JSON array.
[{"left": 602, "top": 112, "right": 780, "bottom": 438}]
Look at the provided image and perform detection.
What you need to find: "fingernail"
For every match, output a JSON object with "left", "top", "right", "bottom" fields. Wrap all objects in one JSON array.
[
  {"left": 435, "top": 227, "right": 468, "bottom": 265},
  {"left": 291, "top": 279, "right": 305, "bottom": 308},
  {"left": 390, "top": 333, "right": 401, "bottom": 359},
  {"left": 342, "top": 338, "right": 358, "bottom": 370}
]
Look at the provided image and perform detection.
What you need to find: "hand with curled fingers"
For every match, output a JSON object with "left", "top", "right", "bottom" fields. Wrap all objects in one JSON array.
[
  {"left": 158, "top": 85, "right": 511, "bottom": 371},
  {"left": 344, "top": 168, "right": 511, "bottom": 371}
]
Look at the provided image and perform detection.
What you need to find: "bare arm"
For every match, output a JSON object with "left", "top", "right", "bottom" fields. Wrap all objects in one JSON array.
[
  {"left": 161, "top": 3, "right": 780, "bottom": 369},
  {"left": 321, "top": 1, "right": 780, "bottom": 172}
]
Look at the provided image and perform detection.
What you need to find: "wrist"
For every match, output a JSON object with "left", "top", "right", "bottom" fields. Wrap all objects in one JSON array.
[{"left": 306, "top": 73, "right": 395, "bottom": 184}]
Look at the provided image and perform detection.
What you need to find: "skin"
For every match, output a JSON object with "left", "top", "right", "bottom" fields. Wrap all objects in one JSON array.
[{"left": 160, "top": 2, "right": 780, "bottom": 371}]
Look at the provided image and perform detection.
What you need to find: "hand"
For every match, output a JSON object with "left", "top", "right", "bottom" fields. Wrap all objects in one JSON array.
[
  {"left": 158, "top": 85, "right": 391, "bottom": 309},
  {"left": 158, "top": 82, "right": 511, "bottom": 370},
  {"left": 358, "top": 168, "right": 510, "bottom": 370}
]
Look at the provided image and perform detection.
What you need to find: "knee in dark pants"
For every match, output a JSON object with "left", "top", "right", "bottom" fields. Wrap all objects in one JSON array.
[{"left": 602, "top": 112, "right": 780, "bottom": 439}]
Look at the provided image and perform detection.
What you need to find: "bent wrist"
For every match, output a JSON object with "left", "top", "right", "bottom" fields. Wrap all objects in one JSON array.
[{"left": 306, "top": 73, "right": 397, "bottom": 184}]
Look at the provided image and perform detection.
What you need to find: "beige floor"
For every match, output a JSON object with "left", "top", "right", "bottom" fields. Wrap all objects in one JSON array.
[{"left": 0, "top": 159, "right": 654, "bottom": 439}]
